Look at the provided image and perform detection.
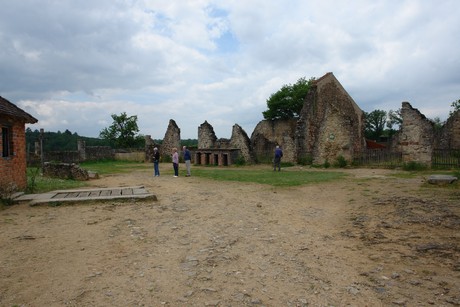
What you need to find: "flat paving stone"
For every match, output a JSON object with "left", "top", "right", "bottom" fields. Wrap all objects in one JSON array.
[
  {"left": 427, "top": 175, "right": 458, "bottom": 185},
  {"left": 13, "top": 186, "right": 157, "bottom": 205}
]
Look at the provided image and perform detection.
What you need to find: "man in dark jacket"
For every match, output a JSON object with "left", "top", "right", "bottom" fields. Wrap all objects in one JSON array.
[{"left": 183, "top": 146, "right": 192, "bottom": 176}]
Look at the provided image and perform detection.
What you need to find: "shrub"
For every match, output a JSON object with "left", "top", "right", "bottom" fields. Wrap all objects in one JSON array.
[
  {"left": 298, "top": 154, "right": 313, "bottom": 166},
  {"left": 234, "top": 156, "right": 246, "bottom": 166},
  {"left": 334, "top": 155, "right": 347, "bottom": 168},
  {"left": 402, "top": 161, "right": 428, "bottom": 171}
]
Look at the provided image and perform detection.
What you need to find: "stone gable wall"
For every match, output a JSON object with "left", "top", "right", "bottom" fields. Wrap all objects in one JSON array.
[
  {"left": 296, "top": 73, "right": 365, "bottom": 164},
  {"left": 161, "top": 119, "right": 181, "bottom": 159},
  {"left": 398, "top": 102, "right": 434, "bottom": 164},
  {"left": 198, "top": 121, "right": 217, "bottom": 149},
  {"left": 230, "top": 124, "right": 253, "bottom": 163}
]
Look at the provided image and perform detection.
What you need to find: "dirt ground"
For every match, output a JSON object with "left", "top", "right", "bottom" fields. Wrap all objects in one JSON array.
[{"left": 1, "top": 165, "right": 459, "bottom": 307}]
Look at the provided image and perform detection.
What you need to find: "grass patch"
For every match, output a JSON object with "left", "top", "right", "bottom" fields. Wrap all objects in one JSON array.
[
  {"left": 192, "top": 168, "right": 347, "bottom": 187},
  {"left": 26, "top": 168, "right": 87, "bottom": 193},
  {"left": 80, "top": 160, "right": 148, "bottom": 175}
]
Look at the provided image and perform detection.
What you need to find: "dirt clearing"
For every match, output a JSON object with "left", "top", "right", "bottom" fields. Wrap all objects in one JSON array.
[{"left": 1, "top": 166, "right": 459, "bottom": 306}]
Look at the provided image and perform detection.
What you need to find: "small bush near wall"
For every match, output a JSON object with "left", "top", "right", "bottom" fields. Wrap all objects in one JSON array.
[{"left": 402, "top": 161, "right": 429, "bottom": 171}]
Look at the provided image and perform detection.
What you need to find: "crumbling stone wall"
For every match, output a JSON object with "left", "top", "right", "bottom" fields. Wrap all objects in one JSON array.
[
  {"left": 161, "top": 119, "right": 181, "bottom": 159},
  {"left": 296, "top": 72, "right": 365, "bottom": 164},
  {"left": 43, "top": 162, "right": 89, "bottom": 181},
  {"left": 198, "top": 121, "right": 217, "bottom": 149},
  {"left": 230, "top": 124, "right": 253, "bottom": 163},
  {"left": 251, "top": 119, "right": 297, "bottom": 163},
  {"left": 435, "top": 110, "right": 460, "bottom": 149},
  {"left": 144, "top": 135, "right": 161, "bottom": 162},
  {"left": 397, "top": 102, "right": 434, "bottom": 164}
]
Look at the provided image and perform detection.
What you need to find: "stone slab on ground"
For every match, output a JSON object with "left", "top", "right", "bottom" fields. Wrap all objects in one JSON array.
[
  {"left": 13, "top": 186, "right": 157, "bottom": 205},
  {"left": 427, "top": 175, "right": 458, "bottom": 185}
]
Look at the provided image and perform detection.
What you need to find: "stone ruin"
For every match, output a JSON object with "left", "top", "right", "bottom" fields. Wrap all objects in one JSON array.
[
  {"left": 197, "top": 72, "right": 366, "bottom": 165},
  {"left": 161, "top": 119, "right": 181, "bottom": 161},
  {"left": 393, "top": 102, "right": 435, "bottom": 164},
  {"left": 295, "top": 72, "right": 366, "bottom": 164},
  {"left": 157, "top": 72, "right": 459, "bottom": 166},
  {"left": 195, "top": 121, "right": 253, "bottom": 166}
]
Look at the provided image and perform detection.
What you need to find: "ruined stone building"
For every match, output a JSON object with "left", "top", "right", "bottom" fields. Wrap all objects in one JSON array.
[
  {"left": 250, "top": 119, "right": 297, "bottom": 163},
  {"left": 161, "top": 119, "right": 181, "bottom": 161},
  {"left": 395, "top": 102, "right": 435, "bottom": 164},
  {"left": 196, "top": 72, "right": 366, "bottom": 165},
  {"left": 161, "top": 72, "right": 458, "bottom": 167},
  {"left": 295, "top": 72, "right": 366, "bottom": 164},
  {"left": 436, "top": 110, "right": 460, "bottom": 150},
  {"left": 195, "top": 121, "right": 252, "bottom": 166}
]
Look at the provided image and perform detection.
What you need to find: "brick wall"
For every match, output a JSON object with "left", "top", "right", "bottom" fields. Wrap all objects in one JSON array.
[{"left": 0, "top": 120, "right": 27, "bottom": 190}]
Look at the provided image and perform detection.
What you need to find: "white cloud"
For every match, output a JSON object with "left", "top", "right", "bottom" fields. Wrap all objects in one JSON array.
[{"left": 2, "top": 0, "right": 460, "bottom": 139}]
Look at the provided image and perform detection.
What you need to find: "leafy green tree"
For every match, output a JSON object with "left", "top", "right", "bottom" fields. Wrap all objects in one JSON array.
[
  {"left": 364, "top": 109, "right": 387, "bottom": 140},
  {"left": 431, "top": 116, "right": 444, "bottom": 131},
  {"left": 450, "top": 99, "right": 460, "bottom": 116},
  {"left": 99, "top": 112, "right": 140, "bottom": 148},
  {"left": 262, "top": 77, "right": 314, "bottom": 120}
]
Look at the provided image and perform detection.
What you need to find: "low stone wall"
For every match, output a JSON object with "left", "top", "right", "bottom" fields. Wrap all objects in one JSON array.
[{"left": 43, "top": 162, "right": 89, "bottom": 181}]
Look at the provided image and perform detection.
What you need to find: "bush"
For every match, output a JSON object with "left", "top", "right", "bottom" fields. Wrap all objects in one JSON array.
[
  {"left": 298, "top": 154, "right": 313, "bottom": 166},
  {"left": 333, "top": 155, "right": 347, "bottom": 168},
  {"left": 402, "top": 161, "right": 428, "bottom": 171},
  {"left": 234, "top": 156, "right": 246, "bottom": 166}
]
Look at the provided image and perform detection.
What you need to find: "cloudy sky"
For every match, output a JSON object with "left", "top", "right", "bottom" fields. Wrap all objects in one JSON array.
[{"left": 1, "top": 0, "right": 459, "bottom": 139}]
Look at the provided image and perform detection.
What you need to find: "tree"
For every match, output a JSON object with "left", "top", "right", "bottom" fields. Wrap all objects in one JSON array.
[
  {"left": 364, "top": 109, "right": 387, "bottom": 140},
  {"left": 450, "top": 99, "right": 460, "bottom": 116},
  {"left": 262, "top": 77, "right": 314, "bottom": 120},
  {"left": 99, "top": 112, "right": 140, "bottom": 148}
]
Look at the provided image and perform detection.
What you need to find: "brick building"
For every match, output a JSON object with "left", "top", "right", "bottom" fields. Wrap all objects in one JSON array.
[{"left": 0, "top": 96, "right": 38, "bottom": 190}]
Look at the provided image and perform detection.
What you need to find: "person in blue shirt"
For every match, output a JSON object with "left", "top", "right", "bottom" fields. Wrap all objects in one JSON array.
[
  {"left": 183, "top": 146, "right": 192, "bottom": 177},
  {"left": 274, "top": 145, "right": 283, "bottom": 171}
]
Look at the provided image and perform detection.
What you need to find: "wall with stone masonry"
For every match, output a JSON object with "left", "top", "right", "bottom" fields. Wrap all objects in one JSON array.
[
  {"left": 296, "top": 72, "right": 365, "bottom": 164},
  {"left": 198, "top": 121, "right": 217, "bottom": 149},
  {"left": 435, "top": 110, "right": 460, "bottom": 149},
  {"left": 230, "top": 124, "right": 253, "bottom": 163},
  {"left": 397, "top": 102, "right": 434, "bottom": 164},
  {"left": 161, "top": 119, "right": 181, "bottom": 160},
  {"left": 250, "top": 119, "right": 297, "bottom": 163}
]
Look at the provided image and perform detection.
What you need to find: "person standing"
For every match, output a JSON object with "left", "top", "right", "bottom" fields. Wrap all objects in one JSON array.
[
  {"left": 183, "top": 146, "right": 191, "bottom": 177},
  {"left": 172, "top": 147, "right": 179, "bottom": 177},
  {"left": 273, "top": 145, "right": 283, "bottom": 171},
  {"left": 153, "top": 147, "right": 160, "bottom": 177}
]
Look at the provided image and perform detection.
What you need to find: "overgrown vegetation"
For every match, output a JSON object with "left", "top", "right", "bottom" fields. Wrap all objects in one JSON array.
[
  {"left": 402, "top": 161, "right": 429, "bottom": 171},
  {"left": 26, "top": 168, "right": 86, "bottom": 194}
]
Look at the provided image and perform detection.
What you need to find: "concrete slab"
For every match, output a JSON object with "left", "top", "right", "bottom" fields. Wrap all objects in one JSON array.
[
  {"left": 13, "top": 186, "right": 157, "bottom": 205},
  {"left": 427, "top": 175, "right": 458, "bottom": 185}
]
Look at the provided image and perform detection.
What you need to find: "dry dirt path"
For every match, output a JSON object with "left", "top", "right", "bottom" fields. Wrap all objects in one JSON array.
[{"left": 0, "top": 166, "right": 459, "bottom": 306}]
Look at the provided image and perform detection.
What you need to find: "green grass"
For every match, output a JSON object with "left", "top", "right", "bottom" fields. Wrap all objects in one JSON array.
[
  {"left": 26, "top": 167, "right": 87, "bottom": 194},
  {"left": 79, "top": 160, "right": 148, "bottom": 174},
  {"left": 191, "top": 168, "right": 347, "bottom": 187}
]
